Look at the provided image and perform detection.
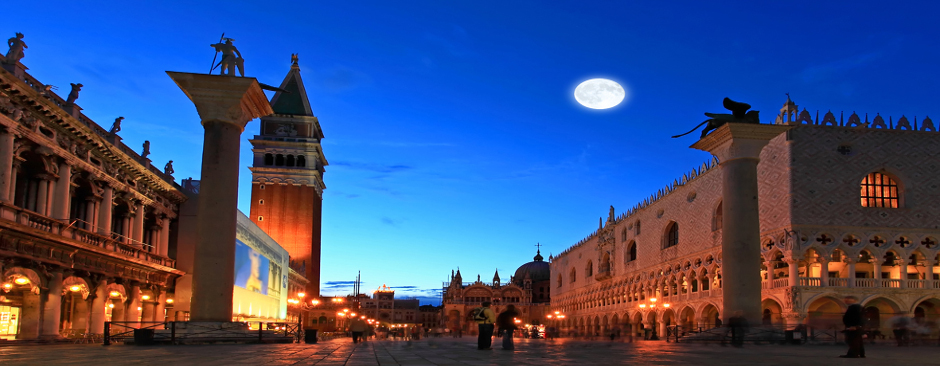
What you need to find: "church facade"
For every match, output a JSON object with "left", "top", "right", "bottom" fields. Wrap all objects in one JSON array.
[
  {"left": 550, "top": 98, "right": 940, "bottom": 338},
  {"left": 441, "top": 251, "right": 551, "bottom": 334}
]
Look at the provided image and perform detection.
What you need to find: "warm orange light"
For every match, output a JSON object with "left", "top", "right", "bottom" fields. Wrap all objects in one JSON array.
[
  {"left": 664, "top": 304, "right": 670, "bottom": 308},
  {"left": 546, "top": 315, "right": 553, "bottom": 319},
  {"left": 14, "top": 277, "right": 29, "bottom": 285},
  {"left": 137, "top": 307, "right": 142, "bottom": 311},
  {"left": 557, "top": 315, "right": 565, "bottom": 319},
  {"left": 350, "top": 313, "right": 356, "bottom": 317},
  {"left": 650, "top": 298, "right": 657, "bottom": 302},
  {"left": 69, "top": 285, "right": 82, "bottom": 292},
  {"left": 343, "top": 308, "right": 349, "bottom": 312},
  {"left": 2, "top": 283, "right": 11, "bottom": 289},
  {"left": 110, "top": 291, "right": 121, "bottom": 297},
  {"left": 554, "top": 311, "right": 560, "bottom": 315},
  {"left": 298, "top": 292, "right": 305, "bottom": 298},
  {"left": 108, "top": 303, "right": 114, "bottom": 308},
  {"left": 337, "top": 312, "right": 345, "bottom": 316},
  {"left": 361, "top": 315, "right": 366, "bottom": 319},
  {"left": 166, "top": 299, "right": 174, "bottom": 304},
  {"left": 141, "top": 295, "right": 151, "bottom": 300},
  {"left": 639, "top": 304, "right": 646, "bottom": 308},
  {"left": 311, "top": 299, "right": 320, "bottom": 305}
]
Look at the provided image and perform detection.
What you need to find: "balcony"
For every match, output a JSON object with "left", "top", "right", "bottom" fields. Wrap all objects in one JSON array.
[
  {"left": 0, "top": 206, "right": 175, "bottom": 268},
  {"left": 768, "top": 277, "right": 932, "bottom": 290},
  {"left": 594, "top": 267, "right": 612, "bottom": 281}
]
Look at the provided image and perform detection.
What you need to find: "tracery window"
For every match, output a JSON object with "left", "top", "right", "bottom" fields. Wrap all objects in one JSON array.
[
  {"left": 626, "top": 241, "right": 637, "bottom": 262},
  {"left": 860, "top": 172, "right": 899, "bottom": 208}
]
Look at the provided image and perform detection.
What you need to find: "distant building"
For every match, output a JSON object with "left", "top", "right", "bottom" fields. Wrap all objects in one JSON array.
[
  {"left": 441, "top": 251, "right": 551, "bottom": 334},
  {"left": 359, "top": 285, "right": 420, "bottom": 327},
  {"left": 418, "top": 304, "right": 443, "bottom": 330}
]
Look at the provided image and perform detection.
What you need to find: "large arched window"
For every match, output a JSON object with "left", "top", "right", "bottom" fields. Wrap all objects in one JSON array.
[
  {"left": 626, "top": 241, "right": 637, "bottom": 262},
  {"left": 860, "top": 172, "right": 899, "bottom": 208},
  {"left": 263, "top": 153, "right": 274, "bottom": 165},
  {"left": 557, "top": 274, "right": 562, "bottom": 288},
  {"left": 664, "top": 222, "right": 679, "bottom": 248},
  {"left": 713, "top": 201, "right": 723, "bottom": 231}
]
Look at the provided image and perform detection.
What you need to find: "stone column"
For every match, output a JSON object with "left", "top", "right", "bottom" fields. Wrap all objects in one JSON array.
[
  {"left": 926, "top": 260, "right": 937, "bottom": 287},
  {"left": 818, "top": 258, "right": 830, "bottom": 286},
  {"left": 898, "top": 259, "right": 908, "bottom": 289},
  {"left": 88, "top": 278, "right": 107, "bottom": 334},
  {"left": 18, "top": 291, "right": 41, "bottom": 339},
  {"left": 40, "top": 270, "right": 64, "bottom": 339},
  {"left": 167, "top": 72, "right": 273, "bottom": 322},
  {"left": 125, "top": 283, "right": 141, "bottom": 328},
  {"left": 159, "top": 217, "right": 171, "bottom": 257},
  {"left": 97, "top": 186, "right": 113, "bottom": 236},
  {"left": 154, "top": 291, "right": 166, "bottom": 323},
  {"left": 52, "top": 162, "right": 72, "bottom": 221},
  {"left": 35, "top": 178, "right": 50, "bottom": 215},
  {"left": 786, "top": 258, "right": 800, "bottom": 287},
  {"left": 84, "top": 198, "right": 98, "bottom": 231},
  {"left": 0, "top": 130, "right": 15, "bottom": 202},
  {"left": 132, "top": 202, "right": 145, "bottom": 245},
  {"left": 765, "top": 260, "right": 775, "bottom": 281},
  {"left": 872, "top": 258, "right": 883, "bottom": 287},
  {"left": 845, "top": 258, "right": 856, "bottom": 287},
  {"left": 691, "top": 123, "right": 791, "bottom": 325}
]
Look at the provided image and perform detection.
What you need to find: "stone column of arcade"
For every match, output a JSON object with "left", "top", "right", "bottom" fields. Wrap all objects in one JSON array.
[
  {"left": 166, "top": 72, "right": 273, "bottom": 323},
  {"left": 691, "top": 123, "right": 791, "bottom": 325}
]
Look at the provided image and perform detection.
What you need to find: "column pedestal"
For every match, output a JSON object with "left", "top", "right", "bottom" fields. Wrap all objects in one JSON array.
[
  {"left": 89, "top": 279, "right": 107, "bottom": 334},
  {"left": 691, "top": 123, "right": 791, "bottom": 325},
  {"left": 166, "top": 72, "right": 272, "bottom": 322}
]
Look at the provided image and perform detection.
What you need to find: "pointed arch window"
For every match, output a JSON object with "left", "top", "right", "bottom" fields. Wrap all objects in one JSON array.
[
  {"left": 664, "top": 222, "right": 679, "bottom": 248},
  {"left": 713, "top": 201, "right": 723, "bottom": 231},
  {"left": 626, "top": 241, "right": 637, "bottom": 262},
  {"left": 860, "top": 172, "right": 899, "bottom": 208},
  {"left": 569, "top": 268, "right": 577, "bottom": 283}
]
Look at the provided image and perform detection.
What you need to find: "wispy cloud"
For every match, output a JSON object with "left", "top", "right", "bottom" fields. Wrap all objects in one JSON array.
[
  {"left": 322, "top": 280, "right": 361, "bottom": 289},
  {"left": 800, "top": 51, "right": 882, "bottom": 83},
  {"left": 332, "top": 161, "right": 413, "bottom": 174},
  {"left": 381, "top": 217, "right": 402, "bottom": 227}
]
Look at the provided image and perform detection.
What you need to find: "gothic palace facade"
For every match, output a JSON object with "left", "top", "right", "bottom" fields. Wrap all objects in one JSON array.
[{"left": 550, "top": 98, "right": 940, "bottom": 338}]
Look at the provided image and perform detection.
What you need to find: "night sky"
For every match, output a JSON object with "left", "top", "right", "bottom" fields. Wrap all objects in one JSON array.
[{"left": 6, "top": 1, "right": 938, "bottom": 305}]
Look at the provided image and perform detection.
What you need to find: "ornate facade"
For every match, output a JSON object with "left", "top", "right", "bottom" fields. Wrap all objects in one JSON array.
[
  {"left": 441, "top": 252, "right": 551, "bottom": 334},
  {"left": 551, "top": 98, "right": 940, "bottom": 338},
  {"left": 0, "top": 49, "right": 184, "bottom": 340}
]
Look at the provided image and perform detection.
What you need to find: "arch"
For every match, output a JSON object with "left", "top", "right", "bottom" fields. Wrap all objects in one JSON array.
[
  {"left": 569, "top": 267, "right": 576, "bottom": 283},
  {"left": 297, "top": 155, "right": 306, "bottom": 167},
  {"left": 679, "top": 306, "right": 695, "bottom": 332},
  {"left": 621, "top": 227, "right": 628, "bottom": 242},
  {"left": 2, "top": 266, "right": 43, "bottom": 294},
  {"left": 712, "top": 200, "right": 723, "bottom": 231},
  {"left": 62, "top": 276, "right": 91, "bottom": 300},
  {"left": 263, "top": 153, "right": 274, "bottom": 165},
  {"left": 700, "top": 303, "right": 720, "bottom": 328},
  {"left": 625, "top": 241, "right": 637, "bottom": 262},
  {"left": 760, "top": 298, "right": 784, "bottom": 326},
  {"left": 805, "top": 295, "right": 846, "bottom": 329},
  {"left": 275, "top": 154, "right": 285, "bottom": 166},
  {"left": 600, "top": 252, "right": 611, "bottom": 273},
  {"left": 663, "top": 221, "right": 679, "bottom": 248},
  {"left": 286, "top": 155, "right": 296, "bottom": 167},
  {"left": 556, "top": 273, "right": 562, "bottom": 288},
  {"left": 860, "top": 171, "right": 901, "bottom": 208},
  {"left": 585, "top": 260, "right": 593, "bottom": 277},
  {"left": 635, "top": 220, "right": 641, "bottom": 235}
]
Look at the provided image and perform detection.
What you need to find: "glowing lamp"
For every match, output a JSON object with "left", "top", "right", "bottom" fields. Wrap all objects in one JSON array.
[
  {"left": 311, "top": 300, "right": 320, "bottom": 305},
  {"left": 664, "top": 304, "right": 670, "bottom": 308},
  {"left": 546, "top": 315, "right": 553, "bottom": 319},
  {"left": 639, "top": 304, "right": 646, "bottom": 308},
  {"left": 110, "top": 291, "right": 121, "bottom": 297},
  {"left": 650, "top": 298, "right": 657, "bottom": 302},
  {"left": 3, "top": 283, "right": 13, "bottom": 289},
  {"left": 108, "top": 303, "right": 114, "bottom": 308},
  {"left": 554, "top": 311, "right": 560, "bottom": 315},
  {"left": 298, "top": 292, "right": 305, "bottom": 298},
  {"left": 69, "top": 285, "right": 82, "bottom": 292},
  {"left": 14, "top": 277, "right": 29, "bottom": 285},
  {"left": 350, "top": 313, "right": 356, "bottom": 317},
  {"left": 337, "top": 312, "right": 345, "bottom": 316},
  {"left": 166, "top": 299, "right": 174, "bottom": 304},
  {"left": 141, "top": 295, "right": 151, "bottom": 300},
  {"left": 137, "top": 307, "right": 142, "bottom": 311}
]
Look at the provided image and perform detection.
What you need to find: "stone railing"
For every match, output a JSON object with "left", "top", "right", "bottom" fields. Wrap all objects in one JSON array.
[
  {"left": 828, "top": 278, "right": 849, "bottom": 287},
  {"left": 799, "top": 277, "right": 821, "bottom": 286},
  {"left": 909, "top": 279, "right": 928, "bottom": 289},
  {"left": 1, "top": 205, "right": 175, "bottom": 269},
  {"left": 882, "top": 279, "right": 902, "bottom": 288},
  {"left": 855, "top": 278, "right": 877, "bottom": 288}
]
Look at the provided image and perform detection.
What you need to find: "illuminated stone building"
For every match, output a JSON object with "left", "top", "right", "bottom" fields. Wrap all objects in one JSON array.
[
  {"left": 0, "top": 48, "right": 184, "bottom": 340},
  {"left": 550, "top": 98, "right": 940, "bottom": 338},
  {"left": 441, "top": 251, "right": 551, "bottom": 335},
  {"left": 248, "top": 57, "right": 328, "bottom": 297},
  {"left": 360, "top": 285, "right": 420, "bottom": 327}
]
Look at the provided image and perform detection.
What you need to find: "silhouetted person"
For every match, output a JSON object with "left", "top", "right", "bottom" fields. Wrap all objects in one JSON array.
[
  {"left": 496, "top": 304, "right": 519, "bottom": 350},
  {"left": 472, "top": 301, "right": 496, "bottom": 350},
  {"left": 728, "top": 311, "right": 748, "bottom": 347},
  {"left": 841, "top": 296, "right": 865, "bottom": 358}
]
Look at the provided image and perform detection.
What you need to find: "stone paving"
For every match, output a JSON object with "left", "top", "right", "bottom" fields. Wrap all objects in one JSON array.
[{"left": 1, "top": 337, "right": 939, "bottom": 365}]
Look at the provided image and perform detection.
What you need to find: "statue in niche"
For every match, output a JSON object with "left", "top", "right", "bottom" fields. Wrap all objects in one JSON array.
[
  {"left": 66, "top": 83, "right": 83, "bottom": 105},
  {"left": 4, "top": 32, "right": 27, "bottom": 65},
  {"left": 109, "top": 117, "right": 124, "bottom": 134},
  {"left": 672, "top": 97, "right": 761, "bottom": 139},
  {"left": 210, "top": 38, "right": 244, "bottom": 77},
  {"left": 141, "top": 140, "right": 150, "bottom": 158},
  {"left": 164, "top": 160, "right": 174, "bottom": 175}
]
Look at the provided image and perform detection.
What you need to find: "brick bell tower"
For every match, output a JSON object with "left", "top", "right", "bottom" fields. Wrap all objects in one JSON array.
[{"left": 249, "top": 55, "right": 327, "bottom": 297}]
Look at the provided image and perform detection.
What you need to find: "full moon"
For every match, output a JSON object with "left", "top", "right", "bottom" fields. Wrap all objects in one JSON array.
[{"left": 574, "top": 78, "right": 626, "bottom": 109}]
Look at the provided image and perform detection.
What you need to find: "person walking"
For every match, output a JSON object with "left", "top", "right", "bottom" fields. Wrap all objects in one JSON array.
[
  {"left": 496, "top": 305, "right": 520, "bottom": 350},
  {"left": 840, "top": 296, "right": 866, "bottom": 358},
  {"left": 728, "top": 311, "right": 748, "bottom": 347},
  {"left": 350, "top": 317, "right": 369, "bottom": 344},
  {"left": 472, "top": 301, "right": 497, "bottom": 350}
]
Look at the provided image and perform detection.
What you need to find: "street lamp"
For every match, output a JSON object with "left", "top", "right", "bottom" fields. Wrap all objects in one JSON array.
[{"left": 637, "top": 297, "right": 669, "bottom": 341}]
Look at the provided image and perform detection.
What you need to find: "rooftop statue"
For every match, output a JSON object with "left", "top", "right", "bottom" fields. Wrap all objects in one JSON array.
[
  {"left": 142, "top": 140, "right": 151, "bottom": 158},
  {"left": 210, "top": 37, "right": 244, "bottom": 77},
  {"left": 672, "top": 97, "right": 761, "bottom": 139},
  {"left": 65, "top": 83, "right": 83, "bottom": 105},
  {"left": 4, "top": 33, "right": 27, "bottom": 65},
  {"left": 109, "top": 116, "right": 123, "bottom": 134},
  {"left": 164, "top": 160, "right": 175, "bottom": 175},
  {"left": 291, "top": 53, "right": 299, "bottom": 66}
]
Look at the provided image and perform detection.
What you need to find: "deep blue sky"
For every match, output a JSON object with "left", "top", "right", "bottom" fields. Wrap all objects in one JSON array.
[{"left": 7, "top": 1, "right": 938, "bottom": 305}]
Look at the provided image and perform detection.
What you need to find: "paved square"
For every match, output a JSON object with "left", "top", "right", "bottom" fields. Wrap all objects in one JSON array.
[{"left": 1, "top": 338, "right": 938, "bottom": 365}]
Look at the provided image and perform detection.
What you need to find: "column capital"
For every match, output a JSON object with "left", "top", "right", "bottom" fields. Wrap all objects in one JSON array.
[
  {"left": 691, "top": 123, "right": 793, "bottom": 162},
  {"left": 783, "top": 257, "right": 802, "bottom": 264},
  {"left": 166, "top": 72, "right": 273, "bottom": 131}
]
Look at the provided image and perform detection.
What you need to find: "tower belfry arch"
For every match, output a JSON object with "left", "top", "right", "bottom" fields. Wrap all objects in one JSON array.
[{"left": 248, "top": 55, "right": 328, "bottom": 296}]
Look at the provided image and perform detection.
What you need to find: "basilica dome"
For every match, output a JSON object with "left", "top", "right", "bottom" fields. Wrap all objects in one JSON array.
[{"left": 512, "top": 250, "right": 551, "bottom": 285}]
